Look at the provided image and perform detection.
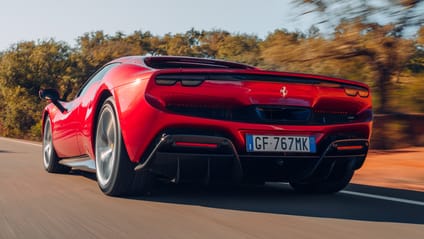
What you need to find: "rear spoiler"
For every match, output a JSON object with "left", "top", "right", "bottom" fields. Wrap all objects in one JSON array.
[{"left": 154, "top": 73, "right": 369, "bottom": 97}]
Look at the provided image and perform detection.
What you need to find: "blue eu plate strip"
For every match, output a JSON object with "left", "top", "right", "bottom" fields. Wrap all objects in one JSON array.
[
  {"left": 246, "top": 134, "right": 253, "bottom": 152},
  {"left": 309, "top": 136, "right": 316, "bottom": 153}
]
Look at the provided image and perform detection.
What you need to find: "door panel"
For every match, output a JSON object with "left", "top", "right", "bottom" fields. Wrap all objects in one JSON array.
[
  {"left": 51, "top": 99, "right": 82, "bottom": 158},
  {"left": 77, "top": 81, "right": 101, "bottom": 156}
]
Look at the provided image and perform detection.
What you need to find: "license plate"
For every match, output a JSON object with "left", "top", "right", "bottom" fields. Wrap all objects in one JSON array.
[{"left": 246, "top": 134, "right": 316, "bottom": 153}]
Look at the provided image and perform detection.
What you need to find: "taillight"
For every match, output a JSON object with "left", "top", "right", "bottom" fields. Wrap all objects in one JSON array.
[
  {"left": 155, "top": 79, "right": 177, "bottom": 86},
  {"left": 155, "top": 74, "right": 205, "bottom": 86},
  {"left": 357, "top": 89, "right": 369, "bottom": 97},
  {"left": 344, "top": 86, "right": 369, "bottom": 97}
]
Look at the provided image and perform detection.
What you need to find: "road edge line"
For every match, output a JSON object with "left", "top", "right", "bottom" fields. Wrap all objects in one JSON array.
[
  {"left": 341, "top": 190, "right": 424, "bottom": 206},
  {"left": 0, "top": 137, "right": 41, "bottom": 147}
]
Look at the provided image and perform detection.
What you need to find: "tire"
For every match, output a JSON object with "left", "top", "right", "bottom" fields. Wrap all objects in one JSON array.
[
  {"left": 95, "top": 97, "right": 152, "bottom": 196},
  {"left": 42, "top": 117, "right": 70, "bottom": 173},
  {"left": 289, "top": 162, "right": 354, "bottom": 194}
]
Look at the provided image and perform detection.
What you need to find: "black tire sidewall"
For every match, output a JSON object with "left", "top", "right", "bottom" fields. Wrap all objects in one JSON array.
[
  {"left": 290, "top": 165, "right": 354, "bottom": 194},
  {"left": 43, "top": 117, "right": 69, "bottom": 173},
  {"left": 43, "top": 117, "right": 55, "bottom": 171},
  {"left": 96, "top": 97, "right": 133, "bottom": 195}
]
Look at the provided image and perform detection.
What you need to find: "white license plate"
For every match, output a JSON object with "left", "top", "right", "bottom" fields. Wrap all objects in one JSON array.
[{"left": 246, "top": 134, "right": 316, "bottom": 153}]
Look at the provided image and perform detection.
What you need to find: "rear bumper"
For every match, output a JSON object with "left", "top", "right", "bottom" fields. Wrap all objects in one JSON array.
[
  {"left": 135, "top": 134, "right": 369, "bottom": 184},
  {"left": 114, "top": 83, "right": 372, "bottom": 164}
]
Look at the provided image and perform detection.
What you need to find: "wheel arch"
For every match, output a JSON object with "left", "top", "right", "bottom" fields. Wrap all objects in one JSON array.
[
  {"left": 90, "top": 90, "right": 113, "bottom": 158},
  {"left": 41, "top": 111, "right": 49, "bottom": 136},
  {"left": 41, "top": 107, "right": 55, "bottom": 138}
]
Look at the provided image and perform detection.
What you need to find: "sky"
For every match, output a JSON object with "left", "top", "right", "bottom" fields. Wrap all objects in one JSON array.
[{"left": 0, "top": 0, "right": 312, "bottom": 51}]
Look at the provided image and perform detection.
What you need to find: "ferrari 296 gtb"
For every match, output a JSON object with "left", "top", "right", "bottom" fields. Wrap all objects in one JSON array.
[{"left": 39, "top": 56, "right": 372, "bottom": 196}]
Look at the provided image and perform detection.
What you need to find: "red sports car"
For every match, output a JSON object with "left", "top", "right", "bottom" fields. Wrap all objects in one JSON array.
[{"left": 40, "top": 56, "right": 372, "bottom": 196}]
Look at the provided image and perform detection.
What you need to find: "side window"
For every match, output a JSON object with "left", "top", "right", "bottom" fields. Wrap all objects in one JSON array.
[{"left": 76, "top": 63, "right": 119, "bottom": 97}]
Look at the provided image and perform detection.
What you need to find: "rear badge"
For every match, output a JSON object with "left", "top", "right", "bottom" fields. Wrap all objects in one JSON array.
[{"left": 280, "top": 86, "right": 288, "bottom": 97}]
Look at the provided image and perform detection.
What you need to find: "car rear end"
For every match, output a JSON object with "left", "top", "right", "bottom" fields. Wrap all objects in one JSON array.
[{"left": 117, "top": 57, "right": 372, "bottom": 191}]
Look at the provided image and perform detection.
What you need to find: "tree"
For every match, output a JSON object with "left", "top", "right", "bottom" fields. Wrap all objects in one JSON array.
[
  {"left": 126, "top": 30, "right": 162, "bottom": 56},
  {"left": 292, "top": 0, "right": 424, "bottom": 112},
  {"left": 0, "top": 40, "right": 72, "bottom": 138},
  {"left": 197, "top": 30, "right": 231, "bottom": 58},
  {"left": 407, "top": 26, "right": 424, "bottom": 73},
  {"left": 70, "top": 31, "right": 150, "bottom": 97},
  {"left": 260, "top": 29, "right": 306, "bottom": 71},
  {"left": 159, "top": 32, "right": 197, "bottom": 56},
  {"left": 215, "top": 34, "right": 261, "bottom": 65},
  {"left": 0, "top": 40, "right": 72, "bottom": 95}
]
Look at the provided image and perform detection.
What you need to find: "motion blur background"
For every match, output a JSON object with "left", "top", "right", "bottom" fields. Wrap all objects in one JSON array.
[{"left": 0, "top": 0, "right": 423, "bottom": 149}]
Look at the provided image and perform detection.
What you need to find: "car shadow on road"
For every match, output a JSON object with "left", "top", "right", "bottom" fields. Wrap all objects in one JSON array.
[
  {"left": 128, "top": 182, "right": 424, "bottom": 225},
  {"left": 68, "top": 169, "right": 423, "bottom": 225}
]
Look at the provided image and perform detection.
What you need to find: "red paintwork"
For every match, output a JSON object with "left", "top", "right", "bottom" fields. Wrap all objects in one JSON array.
[{"left": 42, "top": 56, "right": 372, "bottom": 164}]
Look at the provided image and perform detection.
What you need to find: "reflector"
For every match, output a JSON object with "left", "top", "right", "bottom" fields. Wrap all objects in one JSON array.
[{"left": 174, "top": 142, "right": 218, "bottom": 149}]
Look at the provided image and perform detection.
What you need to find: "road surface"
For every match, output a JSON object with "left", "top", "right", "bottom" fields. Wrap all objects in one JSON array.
[
  {"left": 352, "top": 147, "right": 424, "bottom": 192},
  {"left": 0, "top": 137, "right": 423, "bottom": 239}
]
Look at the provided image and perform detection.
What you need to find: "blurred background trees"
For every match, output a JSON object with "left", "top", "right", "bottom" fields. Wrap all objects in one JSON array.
[
  {"left": 0, "top": 0, "right": 423, "bottom": 142},
  {"left": 290, "top": 0, "right": 424, "bottom": 113},
  {"left": 0, "top": 40, "right": 72, "bottom": 137}
]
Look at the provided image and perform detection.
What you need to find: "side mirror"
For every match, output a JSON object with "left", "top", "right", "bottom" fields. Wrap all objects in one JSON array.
[
  {"left": 39, "top": 89, "right": 60, "bottom": 101},
  {"left": 39, "top": 89, "right": 67, "bottom": 113}
]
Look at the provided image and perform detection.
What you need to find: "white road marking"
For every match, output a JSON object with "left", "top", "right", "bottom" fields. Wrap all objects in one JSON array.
[
  {"left": 341, "top": 190, "right": 424, "bottom": 206},
  {"left": 0, "top": 137, "right": 41, "bottom": 147},
  {"left": 270, "top": 182, "right": 423, "bottom": 206}
]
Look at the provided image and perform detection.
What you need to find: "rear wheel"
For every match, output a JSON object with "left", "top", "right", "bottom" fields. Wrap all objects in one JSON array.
[
  {"left": 42, "top": 117, "right": 70, "bottom": 173},
  {"left": 289, "top": 162, "right": 354, "bottom": 194},
  {"left": 95, "top": 97, "right": 152, "bottom": 196}
]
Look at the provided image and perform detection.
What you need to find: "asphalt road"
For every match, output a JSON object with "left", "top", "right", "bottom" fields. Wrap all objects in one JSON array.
[{"left": 0, "top": 137, "right": 423, "bottom": 239}]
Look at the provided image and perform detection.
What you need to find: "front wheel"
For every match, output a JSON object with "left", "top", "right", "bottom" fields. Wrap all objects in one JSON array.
[
  {"left": 95, "top": 97, "right": 152, "bottom": 196},
  {"left": 42, "top": 117, "right": 70, "bottom": 173}
]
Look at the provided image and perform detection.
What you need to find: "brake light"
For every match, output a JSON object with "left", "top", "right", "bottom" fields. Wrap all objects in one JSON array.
[
  {"left": 344, "top": 88, "right": 358, "bottom": 96},
  {"left": 358, "top": 89, "right": 369, "bottom": 97},
  {"left": 344, "top": 86, "right": 369, "bottom": 97}
]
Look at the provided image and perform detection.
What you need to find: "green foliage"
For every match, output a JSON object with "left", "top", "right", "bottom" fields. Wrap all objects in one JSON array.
[
  {"left": 0, "top": 25, "right": 423, "bottom": 140},
  {"left": 0, "top": 86, "right": 41, "bottom": 138},
  {"left": 291, "top": 0, "right": 424, "bottom": 113},
  {"left": 70, "top": 31, "right": 149, "bottom": 97},
  {"left": 0, "top": 40, "right": 71, "bottom": 95},
  {"left": 395, "top": 74, "right": 424, "bottom": 112},
  {"left": 0, "top": 40, "right": 71, "bottom": 139},
  {"left": 407, "top": 43, "right": 424, "bottom": 73},
  {"left": 213, "top": 34, "right": 261, "bottom": 65}
]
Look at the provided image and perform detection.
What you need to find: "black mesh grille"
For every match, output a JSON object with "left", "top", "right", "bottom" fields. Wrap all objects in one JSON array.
[
  {"left": 166, "top": 104, "right": 356, "bottom": 125},
  {"left": 312, "top": 111, "right": 356, "bottom": 124},
  {"left": 166, "top": 105, "right": 251, "bottom": 122},
  {"left": 256, "top": 106, "right": 311, "bottom": 123}
]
